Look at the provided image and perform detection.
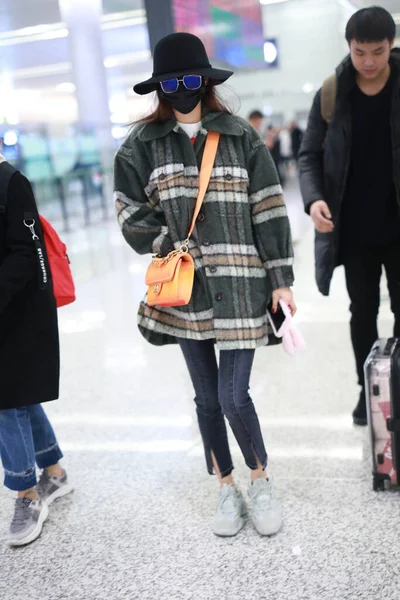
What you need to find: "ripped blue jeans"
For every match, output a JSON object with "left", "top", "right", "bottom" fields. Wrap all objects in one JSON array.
[{"left": 0, "top": 405, "right": 63, "bottom": 491}]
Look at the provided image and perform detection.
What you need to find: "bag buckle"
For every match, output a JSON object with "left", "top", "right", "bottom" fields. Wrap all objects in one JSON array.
[
  {"left": 179, "top": 238, "right": 190, "bottom": 253},
  {"left": 23, "top": 219, "right": 39, "bottom": 241}
]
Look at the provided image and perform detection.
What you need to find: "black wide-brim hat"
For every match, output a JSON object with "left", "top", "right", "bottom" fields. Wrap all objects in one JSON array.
[{"left": 134, "top": 32, "right": 233, "bottom": 95}]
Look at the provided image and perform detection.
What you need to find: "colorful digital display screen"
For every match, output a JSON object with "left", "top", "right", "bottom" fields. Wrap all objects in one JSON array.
[{"left": 172, "top": 0, "right": 265, "bottom": 69}]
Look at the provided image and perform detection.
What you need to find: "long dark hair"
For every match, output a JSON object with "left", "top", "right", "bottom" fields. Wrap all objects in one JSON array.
[{"left": 137, "top": 81, "right": 232, "bottom": 124}]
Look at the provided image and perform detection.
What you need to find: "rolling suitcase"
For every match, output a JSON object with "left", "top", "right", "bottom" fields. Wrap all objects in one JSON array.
[{"left": 364, "top": 338, "right": 400, "bottom": 491}]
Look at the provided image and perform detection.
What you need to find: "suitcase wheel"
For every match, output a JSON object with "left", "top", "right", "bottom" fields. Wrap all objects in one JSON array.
[{"left": 373, "top": 477, "right": 385, "bottom": 492}]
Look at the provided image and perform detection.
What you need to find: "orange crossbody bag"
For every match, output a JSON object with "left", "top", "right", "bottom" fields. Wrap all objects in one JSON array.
[{"left": 145, "top": 131, "right": 220, "bottom": 307}]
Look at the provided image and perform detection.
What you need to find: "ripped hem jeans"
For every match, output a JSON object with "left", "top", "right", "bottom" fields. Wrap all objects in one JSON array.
[
  {"left": 0, "top": 405, "right": 63, "bottom": 491},
  {"left": 177, "top": 338, "right": 268, "bottom": 477}
]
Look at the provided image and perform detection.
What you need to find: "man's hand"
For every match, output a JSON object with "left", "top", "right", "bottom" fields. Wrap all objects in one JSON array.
[
  {"left": 272, "top": 287, "right": 297, "bottom": 316},
  {"left": 310, "top": 200, "right": 334, "bottom": 233}
]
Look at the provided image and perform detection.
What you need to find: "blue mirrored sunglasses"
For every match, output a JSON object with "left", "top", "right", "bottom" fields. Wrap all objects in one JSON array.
[{"left": 160, "top": 74, "right": 202, "bottom": 94}]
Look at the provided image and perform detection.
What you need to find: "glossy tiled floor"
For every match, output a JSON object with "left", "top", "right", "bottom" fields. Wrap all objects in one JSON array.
[{"left": 1, "top": 185, "right": 398, "bottom": 600}]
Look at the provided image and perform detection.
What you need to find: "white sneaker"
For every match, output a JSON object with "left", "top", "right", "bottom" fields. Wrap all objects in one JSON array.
[
  {"left": 8, "top": 497, "right": 49, "bottom": 547},
  {"left": 213, "top": 484, "right": 246, "bottom": 537},
  {"left": 249, "top": 478, "right": 283, "bottom": 536},
  {"left": 37, "top": 469, "right": 73, "bottom": 506}
]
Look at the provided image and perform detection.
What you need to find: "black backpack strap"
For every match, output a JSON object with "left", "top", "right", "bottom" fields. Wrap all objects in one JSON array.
[{"left": 0, "top": 162, "right": 19, "bottom": 215}]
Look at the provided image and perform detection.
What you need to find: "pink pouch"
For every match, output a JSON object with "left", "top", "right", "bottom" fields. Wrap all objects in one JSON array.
[{"left": 268, "top": 300, "right": 306, "bottom": 357}]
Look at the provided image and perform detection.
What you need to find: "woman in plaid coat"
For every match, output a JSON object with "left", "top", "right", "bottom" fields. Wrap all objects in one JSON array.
[{"left": 114, "top": 33, "right": 296, "bottom": 538}]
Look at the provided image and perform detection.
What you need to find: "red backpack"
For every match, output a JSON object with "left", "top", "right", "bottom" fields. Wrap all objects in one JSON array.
[
  {"left": 0, "top": 162, "right": 76, "bottom": 308},
  {"left": 39, "top": 215, "right": 76, "bottom": 308}
]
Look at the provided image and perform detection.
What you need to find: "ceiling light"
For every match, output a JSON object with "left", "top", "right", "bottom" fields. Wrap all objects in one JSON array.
[
  {"left": 12, "top": 51, "right": 151, "bottom": 81},
  {"left": 56, "top": 82, "right": 76, "bottom": 93},
  {"left": 111, "top": 112, "right": 130, "bottom": 124},
  {"left": 102, "top": 9, "right": 145, "bottom": 23},
  {"left": 0, "top": 9, "right": 146, "bottom": 47},
  {"left": 104, "top": 50, "right": 151, "bottom": 69},
  {"left": 264, "top": 41, "right": 278, "bottom": 64},
  {"left": 13, "top": 63, "right": 70, "bottom": 80},
  {"left": 109, "top": 92, "right": 127, "bottom": 112},
  {"left": 112, "top": 126, "right": 129, "bottom": 140},
  {"left": 3, "top": 131, "right": 19, "bottom": 146},
  {"left": 0, "top": 27, "right": 68, "bottom": 47},
  {"left": 0, "top": 23, "right": 66, "bottom": 41},
  {"left": 302, "top": 82, "right": 315, "bottom": 94}
]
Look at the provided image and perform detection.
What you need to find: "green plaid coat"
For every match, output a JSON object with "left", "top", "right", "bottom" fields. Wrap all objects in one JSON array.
[{"left": 114, "top": 112, "right": 294, "bottom": 349}]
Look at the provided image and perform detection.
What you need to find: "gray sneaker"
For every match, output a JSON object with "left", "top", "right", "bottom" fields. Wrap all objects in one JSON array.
[
  {"left": 37, "top": 469, "right": 73, "bottom": 506},
  {"left": 213, "top": 484, "right": 247, "bottom": 537},
  {"left": 8, "top": 497, "right": 49, "bottom": 547},
  {"left": 249, "top": 478, "right": 283, "bottom": 536}
]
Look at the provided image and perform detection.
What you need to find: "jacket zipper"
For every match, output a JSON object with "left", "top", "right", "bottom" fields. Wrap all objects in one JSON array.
[
  {"left": 390, "top": 88, "right": 400, "bottom": 209},
  {"left": 338, "top": 107, "right": 352, "bottom": 210},
  {"left": 333, "top": 108, "right": 352, "bottom": 262}
]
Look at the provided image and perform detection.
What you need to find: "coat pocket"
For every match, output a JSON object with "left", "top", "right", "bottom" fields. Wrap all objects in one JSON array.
[
  {"left": 146, "top": 165, "right": 196, "bottom": 206},
  {"left": 208, "top": 166, "right": 249, "bottom": 204}
]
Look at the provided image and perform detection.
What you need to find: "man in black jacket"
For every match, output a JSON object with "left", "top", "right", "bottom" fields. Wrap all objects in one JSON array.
[{"left": 298, "top": 7, "right": 400, "bottom": 426}]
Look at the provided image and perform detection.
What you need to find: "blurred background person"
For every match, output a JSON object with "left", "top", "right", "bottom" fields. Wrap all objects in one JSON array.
[
  {"left": 278, "top": 125, "right": 292, "bottom": 178},
  {"left": 290, "top": 120, "right": 303, "bottom": 161},
  {"left": 247, "top": 109, "right": 265, "bottom": 134},
  {"left": 266, "top": 125, "right": 285, "bottom": 187}
]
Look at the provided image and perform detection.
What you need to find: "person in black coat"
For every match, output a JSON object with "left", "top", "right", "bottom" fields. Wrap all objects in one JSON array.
[
  {"left": 298, "top": 7, "right": 400, "bottom": 426},
  {"left": 289, "top": 121, "right": 303, "bottom": 160},
  {"left": 266, "top": 126, "right": 285, "bottom": 187},
  {"left": 0, "top": 158, "right": 73, "bottom": 547}
]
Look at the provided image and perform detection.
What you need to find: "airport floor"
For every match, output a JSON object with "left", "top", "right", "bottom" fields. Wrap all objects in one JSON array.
[{"left": 1, "top": 184, "right": 398, "bottom": 600}]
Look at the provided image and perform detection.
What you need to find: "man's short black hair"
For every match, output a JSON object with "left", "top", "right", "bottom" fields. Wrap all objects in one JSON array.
[
  {"left": 248, "top": 110, "right": 264, "bottom": 120},
  {"left": 346, "top": 6, "right": 396, "bottom": 44}
]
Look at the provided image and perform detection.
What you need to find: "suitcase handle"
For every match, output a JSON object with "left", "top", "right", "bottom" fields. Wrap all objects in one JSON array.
[
  {"left": 387, "top": 418, "right": 400, "bottom": 433},
  {"left": 383, "top": 338, "right": 396, "bottom": 356}
]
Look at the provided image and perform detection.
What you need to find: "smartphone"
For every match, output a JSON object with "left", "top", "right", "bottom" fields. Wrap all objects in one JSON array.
[{"left": 267, "top": 300, "right": 289, "bottom": 337}]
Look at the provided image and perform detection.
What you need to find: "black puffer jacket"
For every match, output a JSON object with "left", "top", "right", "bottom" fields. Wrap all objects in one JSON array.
[{"left": 298, "top": 48, "right": 400, "bottom": 296}]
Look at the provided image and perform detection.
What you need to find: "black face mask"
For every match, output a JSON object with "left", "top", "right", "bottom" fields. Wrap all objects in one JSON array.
[{"left": 159, "top": 84, "right": 207, "bottom": 115}]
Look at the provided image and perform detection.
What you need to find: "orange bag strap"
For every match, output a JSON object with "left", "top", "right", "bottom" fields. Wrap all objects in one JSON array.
[{"left": 187, "top": 131, "right": 220, "bottom": 240}]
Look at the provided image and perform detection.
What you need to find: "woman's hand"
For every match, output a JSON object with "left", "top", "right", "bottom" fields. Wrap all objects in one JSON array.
[{"left": 272, "top": 287, "right": 297, "bottom": 316}]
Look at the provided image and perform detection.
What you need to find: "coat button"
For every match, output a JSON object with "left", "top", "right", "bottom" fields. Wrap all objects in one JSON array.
[
  {"left": 215, "top": 292, "right": 223, "bottom": 301},
  {"left": 197, "top": 213, "right": 205, "bottom": 222},
  {"left": 209, "top": 266, "right": 217, "bottom": 274},
  {"left": 203, "top": 240, "right": 210, "bottom": 247},
  {"left": 225, "top": 173, "right": 233, "bottom": 180}
]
